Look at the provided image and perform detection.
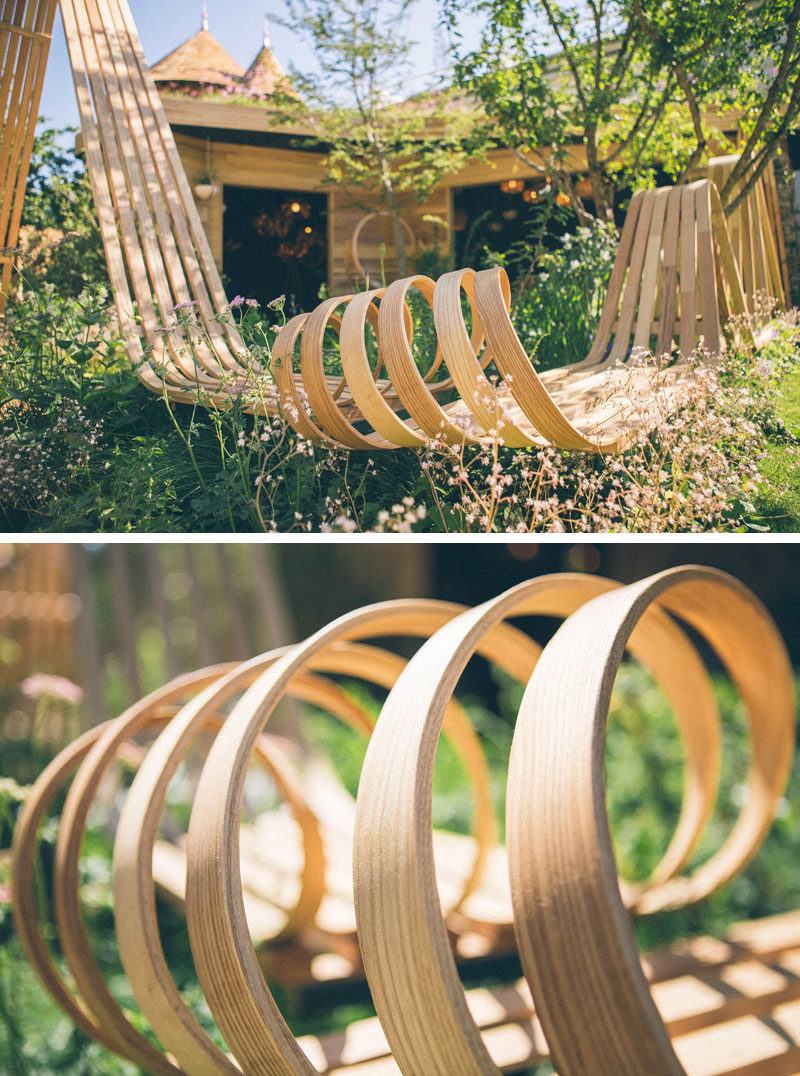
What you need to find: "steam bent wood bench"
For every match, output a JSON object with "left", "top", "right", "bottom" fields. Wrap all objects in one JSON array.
[
  {"left": 11, "top": 566, "right": 798, "bottom": 1075},
  {"left": 0, "top": 1, "right": 787, "bottom": 453}
]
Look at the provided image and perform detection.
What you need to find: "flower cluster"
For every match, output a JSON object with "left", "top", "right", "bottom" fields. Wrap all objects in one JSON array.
[
  {"left": 0, "top": 400, "right": 105, "bottom": 517},
  {"left": 414, "top": 348, "right": 778, "bottom": 533}
]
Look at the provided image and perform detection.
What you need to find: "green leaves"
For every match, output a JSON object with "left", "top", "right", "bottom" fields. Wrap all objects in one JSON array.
[{"left": 446, "top": 0, "right": 800, "bottom": 217}]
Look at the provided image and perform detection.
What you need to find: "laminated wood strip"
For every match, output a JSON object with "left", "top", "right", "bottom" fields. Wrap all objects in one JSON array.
[
  {"left": 12, "top": 675, "right": 228, "bottom": 1071},
  {"left": 353, "top": 570, "right": 776, "bottom": 1076},
  {"left": 113, "top": 632, "right": 505, "bottom": 1075},
  {"left": 705, "top": 154, "right": 784, "bottom": 316},
  {"left": 695, "top": 183, "right": 721, "bottom": 356},
  {"left": 755, "top": 173, "right": 785, "bottom": 310},
  {"left": 762, "top": 160, "right": 790, "bottom": 304},
  {"left": 183, "top": 601, "right": 542, "bottom": 1075},
  {"left": 0, "top": 0, "right": 56, "bottom": 316},
  {"left": 11, "top": 567, "right": 795, "bottom": 1076},
  {"left": 656, "top": 187, "right": 682, "bottom": 358},
  {"left": 506, "top": 566, "right": 795, "bottom": 1076},
  {"left": 678, "top": 183, "right": 698, "bottom": 358},
  {"left": 0, "top": 15, "right": 51, "bottom": 38},
  {"left": 433, "top": 268, "right": 538, "bottom": 446},
  {"left": 633, "top": 186, "right": 670, "bottom": 352}
]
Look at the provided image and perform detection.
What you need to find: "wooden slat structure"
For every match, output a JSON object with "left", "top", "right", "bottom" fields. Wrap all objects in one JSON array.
[
  {"left": 0, "top": 543, "right": 78, "bottom": 690},
  {"left": 0, "top": 1, "right": 788, "bottom": 452},
  {"left": 0, "top": 0, "right": 57, "bottom": 316},
  {"left": 12, "top": 565, "right": 798, "bottom": 1076},
  {"left": 706, "top": 155, "right": 786, "bottom": 314},
  {"left": 57, "top": 0, "right": 250, "bottom": 392}
]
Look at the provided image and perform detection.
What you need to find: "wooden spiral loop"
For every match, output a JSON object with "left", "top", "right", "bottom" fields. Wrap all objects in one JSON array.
[
  {"left": 349, "top": 212, "right": 417, "bottom": 285},
  {"left": 352, "top": 571, "right": 731, "bottom": 1076},
  {"left": 11, "top": 570, "right": 794, "bottom": 1076},
  {"left": 112, "top": 635, "right": 502, "bottom": 1076},
  {"left": 271, "top": 264, "right": 655, "bottom": 453},
  {"left": 506, "top": 567, "right": 795, "bottom": 1076}
]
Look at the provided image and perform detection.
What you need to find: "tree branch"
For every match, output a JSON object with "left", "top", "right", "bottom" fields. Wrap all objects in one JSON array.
[
  {"left": 541, "top": 0, "right": 588, "bottom": 107},
  {"left": 722, "top": 0, "right": 800, "bottom": 198}
]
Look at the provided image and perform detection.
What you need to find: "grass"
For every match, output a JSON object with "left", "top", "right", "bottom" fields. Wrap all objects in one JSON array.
[{"left": 756, "top": 359, "right": 800, "bottom": 530}]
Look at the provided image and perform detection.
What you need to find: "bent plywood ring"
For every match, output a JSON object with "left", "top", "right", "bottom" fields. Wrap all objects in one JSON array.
[
  {"left": 506, "top": 566, "right": 795, "bottom": 1075},
  {"left": 349, "top": 212, "right": 417, "bottom": 285},
  {"left": 11, "top": 567, "right": 796, "bottom": 1076}
]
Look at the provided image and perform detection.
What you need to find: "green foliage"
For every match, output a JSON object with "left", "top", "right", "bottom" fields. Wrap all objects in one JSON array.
[
  {"left": 16, "top": 124, "right": 107, "bottom": 295},
  {"left": 276, "top": 0, "right": 484, "bottom": 275},
  {"left": 444, "top": 0, "right": 800, "bottom": 219},
  {"left": 485, "top": 217, "right": 617, "bottom": 370}
]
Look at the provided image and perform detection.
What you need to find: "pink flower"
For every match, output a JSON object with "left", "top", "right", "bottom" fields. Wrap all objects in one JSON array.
[
  {"left": 221, "top": 380, "right": 249, "bottom": 395},
  {"left": 20, "top": 673, "right": 84, "bottom": 705},
  {"left": 229, "top": 295, "right": 246, "bottom": 307}
]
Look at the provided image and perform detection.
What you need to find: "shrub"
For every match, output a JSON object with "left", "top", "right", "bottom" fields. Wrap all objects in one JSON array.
[{"left": 483, "top": 216, "right": 618, "bottom": 371}]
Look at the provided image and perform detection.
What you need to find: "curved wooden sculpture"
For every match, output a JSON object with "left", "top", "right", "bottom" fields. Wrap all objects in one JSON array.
[
  {"left": 0, "top": 0, "right": 57, "bottom": 317},
  {"left": 12, "top": 566, "right": 797, "bottom": 1076},
  {"left": 1, "top": 0, "right": 788, "bottom": 451},
  {"left": 706, "top": 154, "right": 787, "bottom": 312},
  {"left": 348, "top": 212, "right": 417, "bottom": 285}
]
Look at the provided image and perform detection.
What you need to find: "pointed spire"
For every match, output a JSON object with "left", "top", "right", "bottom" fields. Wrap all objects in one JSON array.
[
  {"left": 202, "top": 1, "right": 209, "bottom": 31},
  {"left": 263, "top": 16, "right": 271, "bottom": 49}
]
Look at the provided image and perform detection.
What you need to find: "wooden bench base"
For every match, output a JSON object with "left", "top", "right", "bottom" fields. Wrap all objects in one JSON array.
[{"left": 299, "top": 910, "right": 800, "bottom": 1076}]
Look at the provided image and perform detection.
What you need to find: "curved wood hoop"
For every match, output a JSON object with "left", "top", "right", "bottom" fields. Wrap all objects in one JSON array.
[
  {"left": 12, "top": 669, "right": 230, "bottom": 1072},
  {"left": 183, "top": 599, "right": 543, "bottom": 1075},
  {"left": 16, "top": 690, "right": 346, "bottom": 1074},
  {"left": 352, "top": 570, "right": 741, "bottom": 1076},
  {"left": 349, "top": 212, "right": 417, "bottom": 284},
  {"left": 16, "top": 655, "right": 410, "bottom": 1075},
  {"left": 506, "top": 566, "right": 795, "bottom": 1076},
  {"left": 112, "top": 634, "right": 501, "bottom": 1076}
]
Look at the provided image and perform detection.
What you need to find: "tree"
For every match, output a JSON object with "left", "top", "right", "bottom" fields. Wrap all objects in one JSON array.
[
  {"left": 20, "top": 124, "right": 107, "bottom": 293},
  {"left": 633, "top": 0, "right": 800, "bottom": 211},
  {"left": 444, "top": 0, "right": 800, "bottom": 221},
  {"left": 277, "top": 0, "right": 483, "bottom": 277}
]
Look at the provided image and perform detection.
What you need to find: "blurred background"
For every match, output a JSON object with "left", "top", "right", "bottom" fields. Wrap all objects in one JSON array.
[
  {"left": 1, "top": 541, "right": 799, "bottom": 1076},
  {"left": 2, "top": 541, "right": 799, "bottom": 732}
]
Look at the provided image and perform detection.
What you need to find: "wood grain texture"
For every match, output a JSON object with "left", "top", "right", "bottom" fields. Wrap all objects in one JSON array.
[
  {"left": 353, "top": 571, "right": 734, "bottom": 1076},
  {"left": 10, "top": 569, "right": 795, "bottom": 1076},
  {"left": 0, "top": 0, "right": 57, "bottom": 317},
  {"left": 507, "top": 566, "right": 795, "bottom": 1076}
]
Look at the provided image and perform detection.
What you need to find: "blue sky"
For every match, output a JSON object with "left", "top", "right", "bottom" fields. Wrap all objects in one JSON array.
[{"left": 38, "top": 0, "right": 461, "bottom": 132}]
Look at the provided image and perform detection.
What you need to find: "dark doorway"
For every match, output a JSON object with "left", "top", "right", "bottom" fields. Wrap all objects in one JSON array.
[{"left": 222, "top": 186, "right": 328, "bottom": 313}]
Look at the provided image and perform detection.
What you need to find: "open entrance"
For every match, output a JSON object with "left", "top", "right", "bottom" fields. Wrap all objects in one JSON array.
[{"left": 222, "top": 186, "right": 328, "bottom": 312}]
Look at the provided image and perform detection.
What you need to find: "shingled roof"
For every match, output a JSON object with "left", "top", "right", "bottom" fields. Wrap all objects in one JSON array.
[
  {"left": 150, "top": 27, "right": 245, "bottom": 86},
  {"left": 241, "top": 44, "right": 291, "bottom": 97}
]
